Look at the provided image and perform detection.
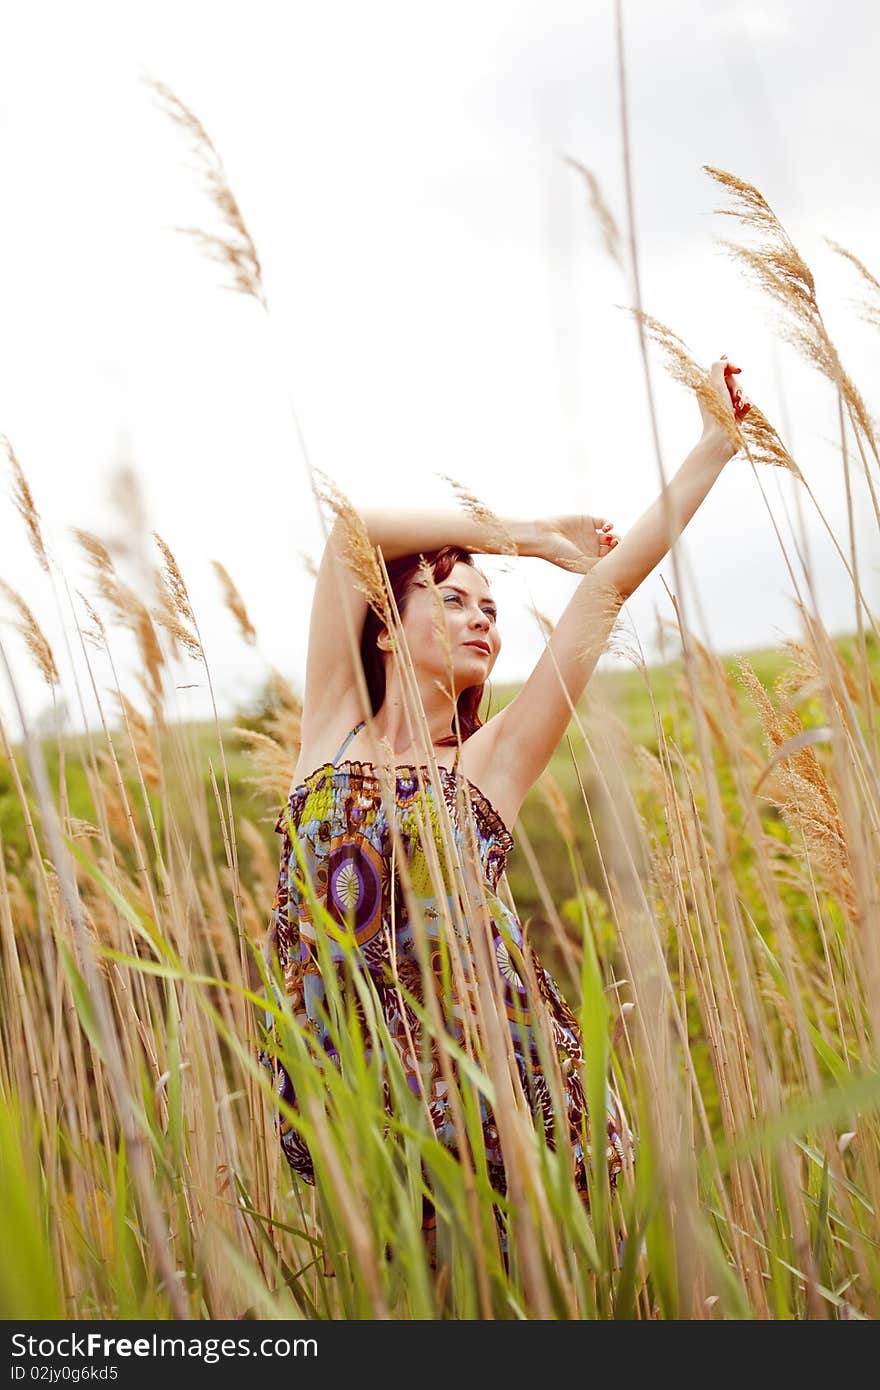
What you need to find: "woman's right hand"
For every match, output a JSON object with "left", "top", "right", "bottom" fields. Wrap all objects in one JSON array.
[{"left": 699, "top": 357, "right": 752, "bottom": 455}]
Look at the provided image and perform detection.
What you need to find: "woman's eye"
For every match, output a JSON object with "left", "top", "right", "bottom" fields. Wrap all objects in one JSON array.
[{"left": 442, "top": 592, "right": 496, "bottom": 621}]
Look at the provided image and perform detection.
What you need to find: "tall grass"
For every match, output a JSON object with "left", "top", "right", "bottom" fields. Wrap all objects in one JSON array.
[{"left": 1, "top": 65, "right": 879, "bottom": 1318}]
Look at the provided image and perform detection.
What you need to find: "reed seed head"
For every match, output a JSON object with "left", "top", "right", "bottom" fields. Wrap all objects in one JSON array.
[
  {"left": 211, "top": 560, "right": 256, "bottom": 646},
  {"left": 0, "top": 579, "right": 59, "bottom": 687},
  {"left": 4, "top": 437, "right": 50, "bottom": 573}
]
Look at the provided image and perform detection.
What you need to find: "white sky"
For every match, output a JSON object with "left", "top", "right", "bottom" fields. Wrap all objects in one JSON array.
[{"left": 1, "top": 0, "right": 878, "bottom": 738}]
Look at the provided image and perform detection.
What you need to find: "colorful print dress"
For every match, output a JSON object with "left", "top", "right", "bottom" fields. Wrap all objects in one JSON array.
[{"left": 260, "top": 721, "right": 631, "bottom": 1211}]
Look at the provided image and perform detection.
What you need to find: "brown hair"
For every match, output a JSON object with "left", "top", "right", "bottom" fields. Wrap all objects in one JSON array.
[{"left": 359, "top": 546, "right": 490, "bottom": 745}]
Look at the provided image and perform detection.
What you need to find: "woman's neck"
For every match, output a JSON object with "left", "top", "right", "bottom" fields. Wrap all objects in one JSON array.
[{"left": 372, "top": 670, "right": 456, "bottom": 754}]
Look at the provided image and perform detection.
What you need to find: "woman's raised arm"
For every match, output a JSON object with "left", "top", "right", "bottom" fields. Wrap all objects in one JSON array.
[
  {"left": 482, "top": 359, "right": 750, "bottom": 818},
  {"left": 299, "top": 507, "right": 616, "bottom": 746}
]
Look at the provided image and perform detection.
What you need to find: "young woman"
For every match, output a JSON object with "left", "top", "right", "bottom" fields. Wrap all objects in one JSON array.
[{"left": 262, "top": 357, "right": 751, "bottom": 1249}]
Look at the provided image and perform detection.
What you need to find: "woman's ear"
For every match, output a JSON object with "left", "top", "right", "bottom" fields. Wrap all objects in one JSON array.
[{"left": 377, "top": 626, "right": 396, "bottom": 653}]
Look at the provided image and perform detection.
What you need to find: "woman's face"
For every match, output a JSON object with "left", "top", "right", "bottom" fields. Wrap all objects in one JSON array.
[{"left": 391, "top": 560, "right": 501, "bottom": 689}]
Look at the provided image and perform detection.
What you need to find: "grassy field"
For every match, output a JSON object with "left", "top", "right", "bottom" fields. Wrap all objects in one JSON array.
[{"left": 3, "top": 622, "right": 879, "bottom": 1318}]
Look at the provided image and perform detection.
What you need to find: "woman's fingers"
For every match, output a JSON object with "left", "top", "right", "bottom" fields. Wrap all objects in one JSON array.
[
  {"left": 711, "top": 357, "right": 752, "bottom": 419},
  {"left": 729, "top": 368, "right": 751, "bottom": 419}
]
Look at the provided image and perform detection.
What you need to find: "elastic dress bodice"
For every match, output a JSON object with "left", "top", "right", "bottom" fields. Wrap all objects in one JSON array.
[{"left": 260, "top": 721, "right": 630, "bottom": 1197}]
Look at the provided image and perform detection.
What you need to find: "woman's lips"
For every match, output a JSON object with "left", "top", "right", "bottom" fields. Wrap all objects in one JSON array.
[{"left": 464, "top": 640, "right": 491, "bottom": 656}]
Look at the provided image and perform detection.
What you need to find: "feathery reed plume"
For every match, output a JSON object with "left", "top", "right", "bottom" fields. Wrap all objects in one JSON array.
[
  {"left": 150, "top": 583, "right": 198, "bottom": 663},
  {"left": 3, "top": 437, "right": 49, "bottom": 573},
  {"left": 74, "top": 589, "right": 106, "bottom": 648},
  {"left": 735, "top": 657, "right": 857, "bottom": 920},
  {"left": 540, "top": 769, "right": 574, "bottom": 844},
  {"left": 235, "top": 666, "right": 302, "bottom": 808},
  {"left": 634, "top": 310, "right": 744, "bottom": 449},
  {"left": 636, "top": 309, "right": 800, "bottom": 475},
  {"left": 145, "top": 77, "right": 267, "bottom": 308},
  {"left": 152, "top": 532, "right": 204, "bottom": 662},
  {"left": 211, "top": 560, "right": 257, "bottom": 645},
  {"left": 528, "top": 605, "right": 556, "bottom": 638},
  {"left": 561, "top": 156, "right": 623, "bottom": 269},
  {"left": 439, "top": 475, "right": 519, "bottom": 556},
  {"left": 826, "top": 239, "right": 880, "bottom": 332},
  {"left": 70, "top": 527, "right": 114, "bottom": 576},
  {"left": 153, "top": 531, "right": 195, "bottom": 628},
  {"left": 66, "top": 817, "right": 103, "bottom": 839},
  {"left": 313, "top": 470, "right": 389, "bottom": 622},
  {"left": 740, "top": 404, "right": 801, "bottom": 477},
  {"left": 152, "top": 592, "right": 203, "bottom": 663},
  {"left": 236, "top": 815, "right": 278, "bottom": 897},
  {"left": 299, "top": 550, "right": 318, "bottom": 579},
  {"left": 233, "top": 725, "right": 298, "bottom": 808},
  {"left": 265, "top": 665, "right": 303, "bottom": 732},
  {"left": 704, "top": 166, "right": 877, "bottom": 458},
  {"left": 0, "top": 580, "right": 59, "bottom": 687},
  {"left": 105, "top": 463, "right": 151, "bottom": 571}
]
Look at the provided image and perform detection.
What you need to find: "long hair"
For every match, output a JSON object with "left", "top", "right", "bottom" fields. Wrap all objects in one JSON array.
[{"left": 359, "top": 546, "right": 489, "bottom": 746}]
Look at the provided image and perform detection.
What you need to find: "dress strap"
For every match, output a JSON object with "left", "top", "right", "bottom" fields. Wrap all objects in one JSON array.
[{"left": 331, "top": 719, "right": 366, "bottom": 765}]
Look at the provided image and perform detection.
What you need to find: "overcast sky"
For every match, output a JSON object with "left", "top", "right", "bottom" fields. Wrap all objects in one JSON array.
[{"left": 1, "top": 1, "right": 878, "bottom": 738}]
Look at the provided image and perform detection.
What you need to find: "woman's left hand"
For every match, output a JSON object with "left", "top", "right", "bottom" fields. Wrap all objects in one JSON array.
[{"left": 537, "top": 515, "right": 620, "bottom": 573}]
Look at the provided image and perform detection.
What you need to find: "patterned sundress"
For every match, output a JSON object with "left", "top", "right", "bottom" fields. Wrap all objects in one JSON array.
[{"left": 260, "top": 721, "right": 631, "bottom": 1223}]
